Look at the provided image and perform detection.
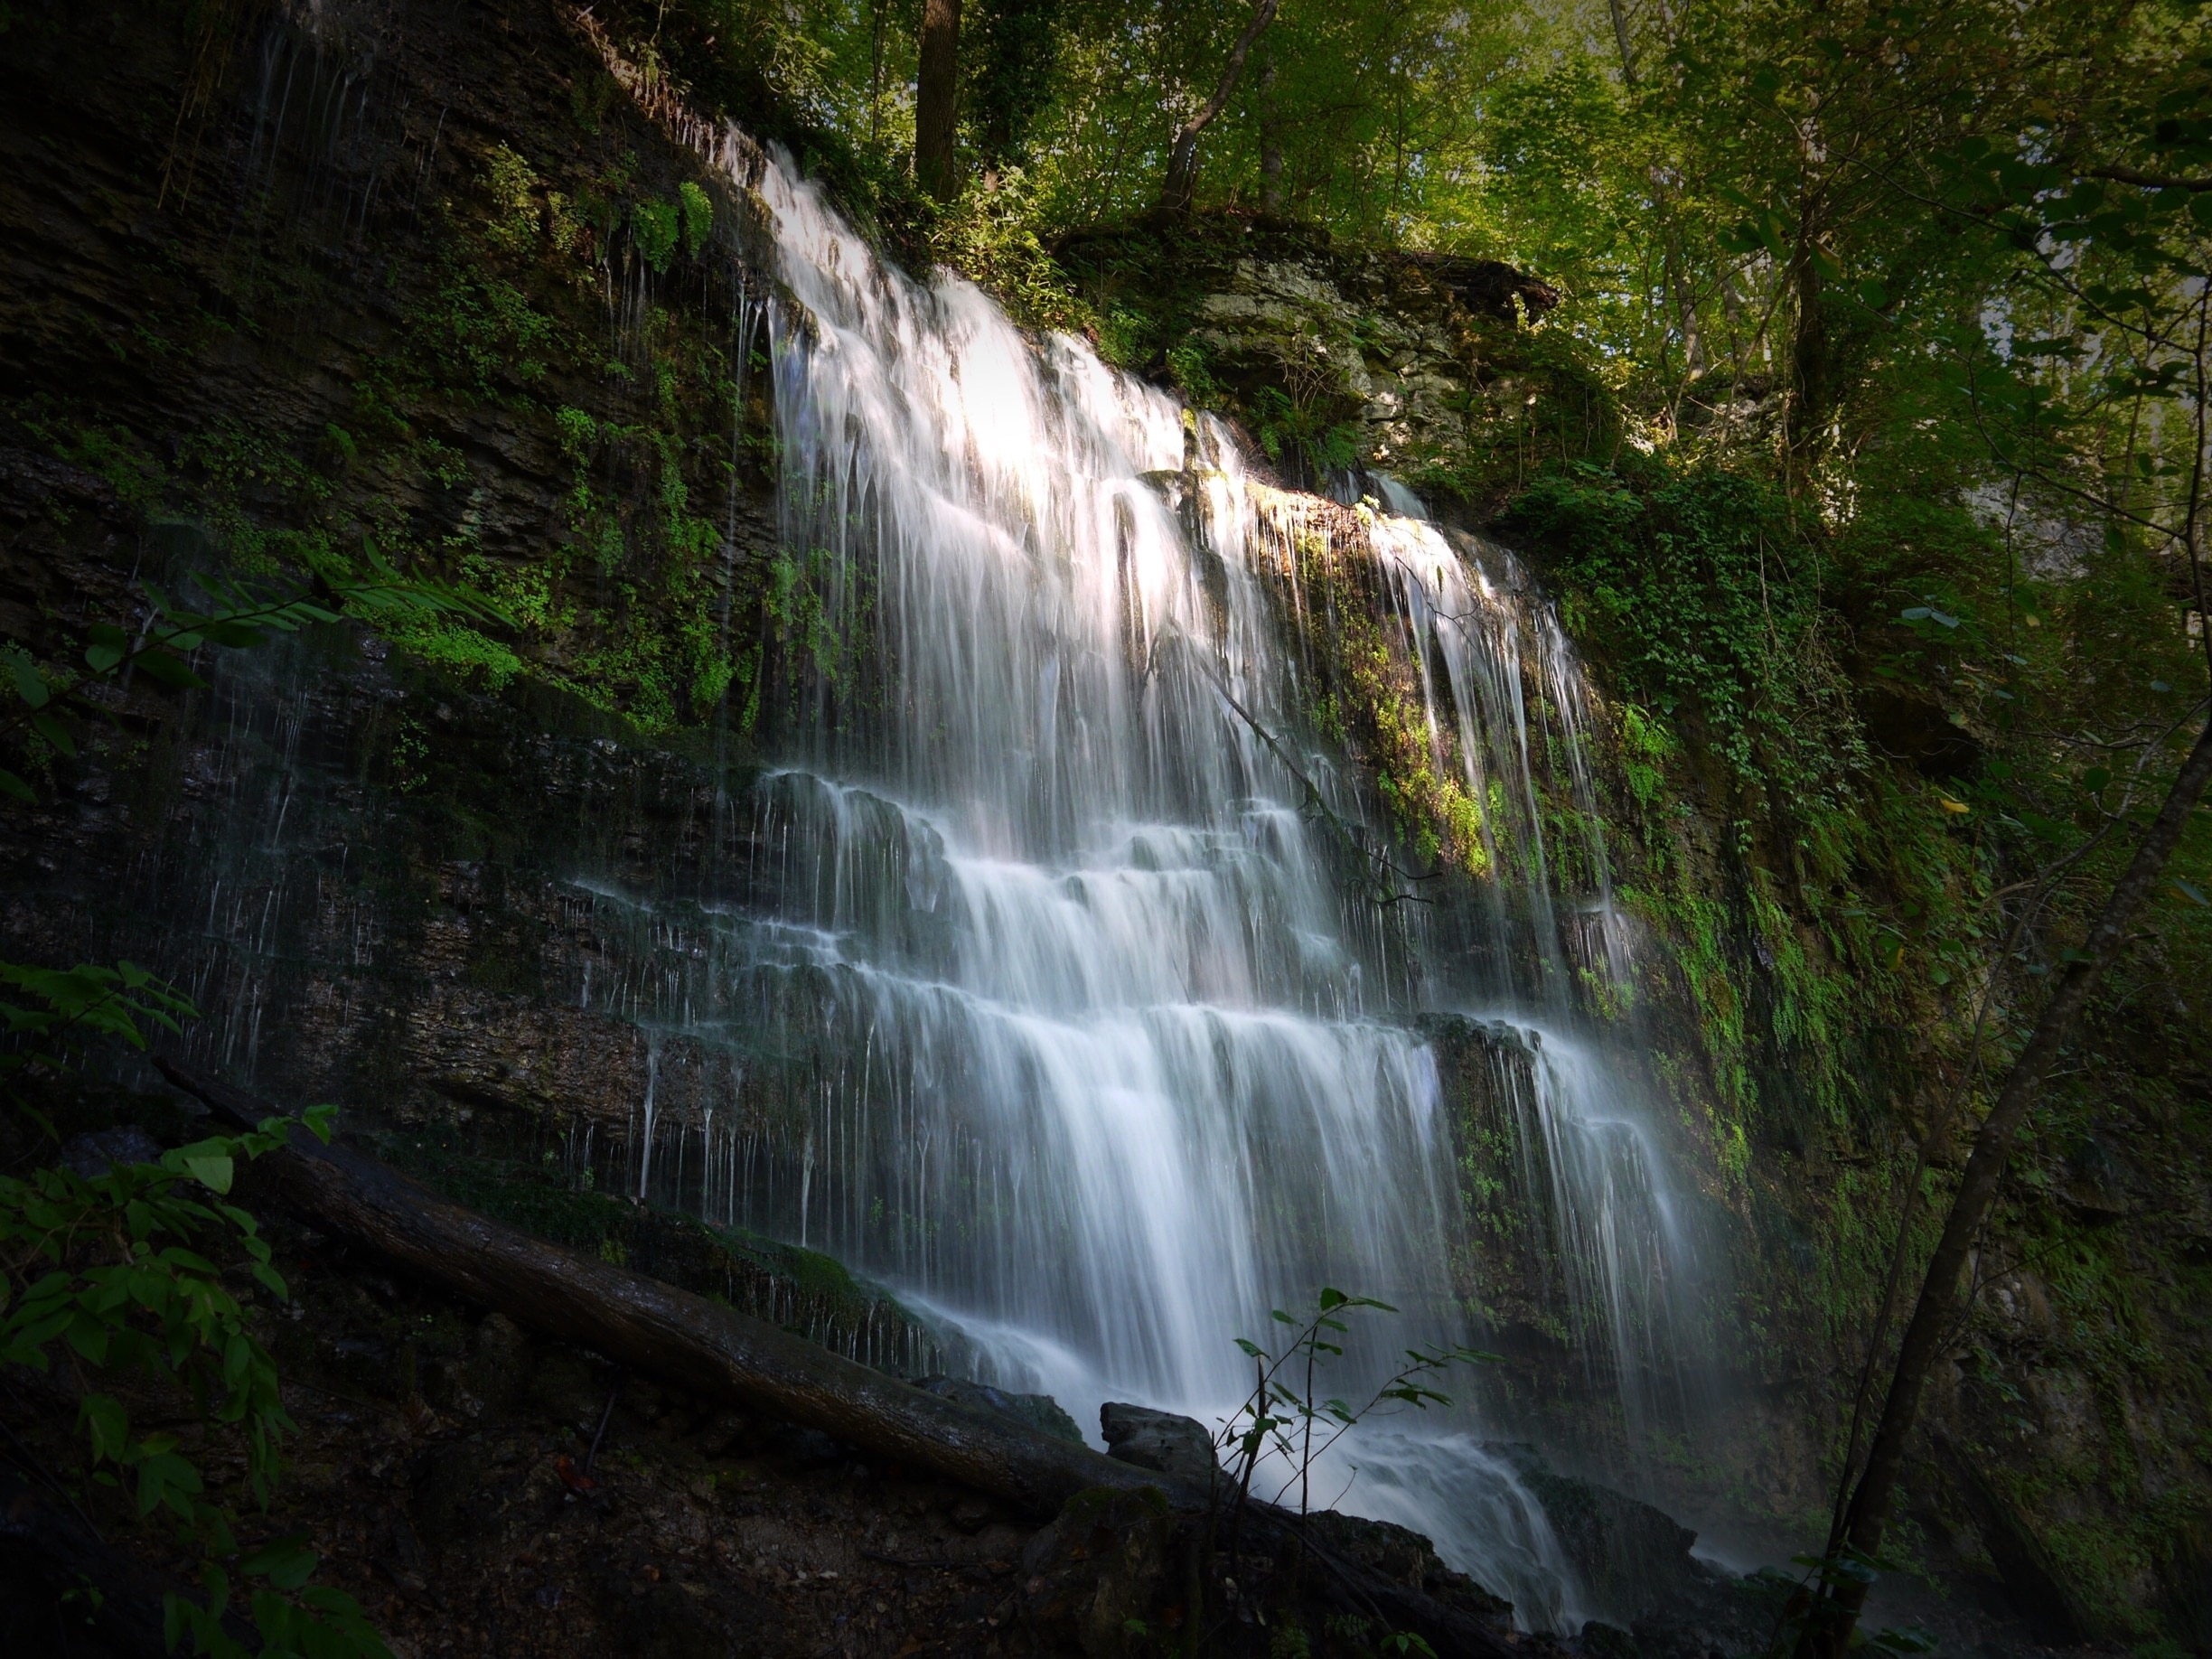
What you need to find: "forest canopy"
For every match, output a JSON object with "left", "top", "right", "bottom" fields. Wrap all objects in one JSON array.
[{"left": 643, "top": 0, "right": 2212, "bottom": 831}]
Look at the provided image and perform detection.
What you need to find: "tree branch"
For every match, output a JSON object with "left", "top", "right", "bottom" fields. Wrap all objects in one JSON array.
[{"left": 1159, "top": 0, "right": 1279, "bottom": 211}]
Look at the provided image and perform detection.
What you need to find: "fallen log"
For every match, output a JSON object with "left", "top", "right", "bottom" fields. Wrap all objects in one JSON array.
[
  {"left": 156, "top": 1059, "right": 1519, "bottom": 1658},
  {"left": 157, "top": 1057, "right": 1164, "bottom": 1516}
]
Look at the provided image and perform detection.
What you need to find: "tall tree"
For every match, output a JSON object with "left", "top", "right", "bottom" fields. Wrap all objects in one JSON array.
[
  {"left": 1795, "top": 14, "right": 2212, "bottom": 1646},
  {"left": 916, "top": 0, "right": 964, "bottom": 201},
  {"left": 1257, "top": 49, "right": 1284, "bottom": 215},
  {"left": 1159, "top": 0, "right": 1279, "bottom": 212},
  {"left": 971, "top": 0, "right": 1062, "bottom": 166}
]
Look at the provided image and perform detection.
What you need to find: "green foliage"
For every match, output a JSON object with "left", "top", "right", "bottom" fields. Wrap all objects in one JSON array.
[
  {"left": 927, "top": 167, "right": 1096, "bottom": 333},
  {"left": 0, "top": 534, "right": 498, "bottom": 1659},
  {"left": 1, "top": 558, "right": 501, "bottom": 803},
  {"left": 0, "top": 961, "right": 192, "bottom": 1138},
  {"left": 1511, "top": 462, "right": 1866, "bottom": 830},
  {"left": 678, "top": 180, "right": 714, "bottom": 256},
  {"left": 482, "top": 143, "right": 542, "bottom": 257},
  {"left": 0, "top": 966, "right": 388, "bottom": 1659},
  {"left": 632, "top": 198, "right": 681, "bottom": 271}
]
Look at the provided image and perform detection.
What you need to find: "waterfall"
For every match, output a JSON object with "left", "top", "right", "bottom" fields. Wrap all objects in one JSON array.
[
  {"left": 530, "top": 131, "right": 1705, "bottom": 1627},
  {"left": 141, "top": 81, "right": 1702, "bottom": 1625},
  {"left": 729, "top": 142, "right": 1464, "bottom": 1414}
]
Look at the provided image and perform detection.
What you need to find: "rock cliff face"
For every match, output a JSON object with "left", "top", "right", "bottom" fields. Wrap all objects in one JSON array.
[
  {"left": 1052, "top": 216, "right": 1608, "bottom": 508},
  {"left": 2, "top": 0, "right": 783, "bottom": 1142},
  {"left": 3, "top": 0, "right": 2208, "bottom": 1647}
]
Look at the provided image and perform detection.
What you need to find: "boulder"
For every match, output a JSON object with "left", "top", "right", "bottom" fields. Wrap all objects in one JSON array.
[
  {"left": 1099, "top": 1402, "right": 1218, "bottom": 1486},
  {"left": 1486, "top": 1444, "right": 1703, "bottom": 1623}
]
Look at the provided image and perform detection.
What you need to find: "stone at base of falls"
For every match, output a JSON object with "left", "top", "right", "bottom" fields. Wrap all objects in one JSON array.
[
  {"left": 912, "top": 1375, "right": 1086, "bottom": 1445},
  {"left": 1298, "top": 1510, "right": 1518, "bottom": 1629},
  {"left": 1099, "top": 1402, "right": 1220, "bottom": 1486},
  {"left": 1486, "top": 1444, "right": 1704, "bottom": 1624},
  {"left": 1019, "top": 1486, "right": 1176, "bottom": 1659}
]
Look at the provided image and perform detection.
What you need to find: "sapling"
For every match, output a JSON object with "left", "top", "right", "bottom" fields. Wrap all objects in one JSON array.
[{"left": 1204, "top": 1286, "right": 1491, "bottom": 1645}]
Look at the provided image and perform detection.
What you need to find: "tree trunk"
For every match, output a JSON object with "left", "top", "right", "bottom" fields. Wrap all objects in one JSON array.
[
  {"left": 1806, "top": 712, "right": 2212, "bottom": 1654},
  {"left": 1786, "top": 225, "right": 1829, "bottom": 469},
  {"left": 1159, "top": 0, "right": 1279, "bottom": 213},
  {"left": 973, "top": 0, "right": 1061, "bottom": 165},
  {"left": 154, "top": 1061, "right": 1520, "bottom": 1658},
  {"left": 1258, "top": 53, "right": 1284, "bottom": 216},
  {"left": 915, "top": 0, "right": 963, "bottom": 202},
  {"left": 1607, "top": 0, "right": 1638, "bottom": 84}
]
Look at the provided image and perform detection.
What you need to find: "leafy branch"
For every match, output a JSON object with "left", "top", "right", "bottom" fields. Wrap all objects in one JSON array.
[{"left": 1210, "top": 1288, "right": 1491, "bottom": 1619}]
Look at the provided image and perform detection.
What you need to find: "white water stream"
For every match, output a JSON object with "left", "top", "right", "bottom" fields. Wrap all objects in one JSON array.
[{"left": 596, "top": 136, "right": 1700, "bottom": 1628}]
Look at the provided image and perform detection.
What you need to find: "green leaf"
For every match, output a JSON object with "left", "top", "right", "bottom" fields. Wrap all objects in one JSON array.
[
  {"left": 31, "top": 713, "right": 77, "bottom": 758},
  {"left": 84, "top": 623, "right": 129, "bottom": 673},
  {"left": 134, "top": 649, "right": 208, "bottom": 691},
  {"left": 10, "top": 653, "right": 51, "bottom": 708},
  {"left": 197, "top": 619, "right": 269, "bottom": 650},
  {"left": 0, "top": 768, "right": 33, "bottom": 802},
  {"left": 80, "top": 1392, "right": 129, "bottom": 1462},
  {"left": 135, "top": 1449, "right": 203, "bottom": 1517},
  {"left": 63, "top": 1312, "right": 113, "bottom": 1365},
  {"left": 182, "top": 1155, "right": 235, "bottom": 1195},
  {"left": 241, "top": 1537, "right": 320, "bottom": 1591}
]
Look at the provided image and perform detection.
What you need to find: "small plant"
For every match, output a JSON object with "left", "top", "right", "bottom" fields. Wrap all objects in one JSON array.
[
  {"left": 677, "top": 181, "right": 713, "bottom": 258},
  {"left": 0, "top": 967, "right": 391, "bottom": 1659},
  {"left": 632, "top": 198, "right": 681, "bottom": 272},
  {"left": 1202, "top": 1287, "right": 1493, "bottom": 1650},
  {"left": 1215, "top": 1287, "right": 1491, "bottom": 1526}
]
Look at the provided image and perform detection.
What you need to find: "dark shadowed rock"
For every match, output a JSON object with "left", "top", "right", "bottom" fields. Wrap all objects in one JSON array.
[
  {"left": 1018, "top": 1485, "right": 1176, "bottom": 1658},
  {"left": 1486, "top": 1444, "right": 1702, "bottom": 1623},
  {"left": 1399, "top": 252, "right": 1562, "bottom": 320},
  {"left": 60, "top": 1126, "right": 163, "bottom": 1178},
  {"left": 1298, "top": 1509, "right": 1517, "bottom": 1628},
  {"left": 1099, "top": 1401, "right": 1217, "bottom": 1486}
]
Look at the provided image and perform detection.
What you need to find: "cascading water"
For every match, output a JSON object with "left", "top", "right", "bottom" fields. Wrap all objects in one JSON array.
[
  {"left": 529, "top": 128, "right": 1709, "bottom": 1628},
  {"left": 1334, "top": 503, "right": 1702, "bottom": 1439},
  {"left": 727, "top": 145, "right": 1470, "bottom": 1434}
]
